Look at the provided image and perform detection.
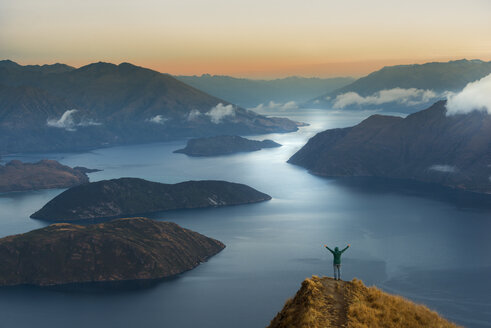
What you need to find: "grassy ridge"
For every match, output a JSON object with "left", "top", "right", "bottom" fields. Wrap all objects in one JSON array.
[{"left": 269, "top": 276, "right": 459, "bottom": 328}]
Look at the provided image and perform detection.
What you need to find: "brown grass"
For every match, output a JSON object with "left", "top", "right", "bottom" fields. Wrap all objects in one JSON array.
[
  {"left": 268, "top": 276, "right": 460, "bottom": 328},
  {"left": 268, "top": 275, "right": 336, "bottom": 328},
  {"left": 346, "top": 279, "right": 460, "bottom": 328}
]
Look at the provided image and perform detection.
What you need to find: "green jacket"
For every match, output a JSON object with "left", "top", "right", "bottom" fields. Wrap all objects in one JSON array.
[{"left": 325, "top": 245, "right": 349, "bottom": 264}]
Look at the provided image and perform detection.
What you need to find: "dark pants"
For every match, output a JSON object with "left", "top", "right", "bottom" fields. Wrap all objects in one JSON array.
[{"left": 333, "top": 264, "right": 341, "bottom": 280}]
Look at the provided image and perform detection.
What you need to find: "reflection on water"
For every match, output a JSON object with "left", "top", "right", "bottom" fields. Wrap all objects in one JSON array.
[
  {"left": 0, "top": 109, "right": 490, "bottom": 328},
  {"left": 331, "top": 177, "right": 491, "bottom": 211}
]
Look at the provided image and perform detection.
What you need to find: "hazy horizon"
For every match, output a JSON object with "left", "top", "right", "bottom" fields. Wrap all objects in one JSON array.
[
  {"left": 1, "top": 0, "right": 490, "bottom": 78},
  {"left": 2, "top": 57, "right": 490, "bottom": 80}
]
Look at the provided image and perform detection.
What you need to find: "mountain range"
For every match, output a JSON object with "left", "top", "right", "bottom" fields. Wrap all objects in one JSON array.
[
  {"left": 176, "top": 75, "right": 354, "bottom": 108},
  {"left": 289, "top": 100, "right": 491, "bottom": 193},
  {"left": 306, "top": 59, "right": 491, "bottom": 113},
  {"left": 0, "top": 60, "right": 301, "bottom": 154}
]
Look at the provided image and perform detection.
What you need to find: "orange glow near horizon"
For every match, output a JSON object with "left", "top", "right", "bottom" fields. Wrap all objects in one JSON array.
[{"left": 1, "top": 0, "right": 491, "bottom": 78}]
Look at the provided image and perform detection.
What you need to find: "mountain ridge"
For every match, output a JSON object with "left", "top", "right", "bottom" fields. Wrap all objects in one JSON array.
[
  {"left": 268, "top": 276, "right": 459, "bottom": 327},
  {"left": 177, "top": 74, "right": 354, "bottom": 108},
  {"left": 0, "top": 60, "right": 301, "bottom": 154},
  {"left": 307, "top": 59, "right": 491, "bottom": 112},
  {"left": 289, "top": 100, "right": 491, "bottom": 193}
]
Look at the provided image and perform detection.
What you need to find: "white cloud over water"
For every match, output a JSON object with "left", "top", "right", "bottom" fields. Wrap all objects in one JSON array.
[
  {"left": 446, "top": 73, "right": 491, "bottom": 115},
  {"left": 332, "top": 88, "right": 437, "bottom": 109},
  {"left": 47, "top": 110, "right": 101, "bottom": 131},
  {"left": 429, "top": 165, "right": 457, "bottom": 173},
  {"left": 253, "top": 100, "right": 299, "bottom": 111},
  {"left": 206, "top": 103, "right": 236, "bottom": 123},
  {"left": 187, "top": 109, "right": 202, "bottom": 121},
  {"left": 147, "top": 115, "right": 168, "bottom": 124}
]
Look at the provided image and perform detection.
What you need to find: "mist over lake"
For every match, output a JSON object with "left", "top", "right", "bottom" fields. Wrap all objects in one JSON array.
[{"left": 1, "top": 108, "right": 490, "bottom": 328}]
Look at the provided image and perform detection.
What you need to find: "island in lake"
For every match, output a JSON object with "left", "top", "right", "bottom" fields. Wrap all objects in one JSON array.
[
  {"left": 0, "top": 217, "right": 225, "bottom": 286},
  {"left": 174, "top": 135, "right": 281, "bottom": 157},
  {"left": 0, "top": 159, "right": 99, "bottom": 192},
  {"left": 289, "top": 100, "right": 491, "bottom": 193},
  {"left": 268, "top": 276, "right": 458, "bottom": 328},
  {"left": 31, "top": 178, "right": 272, "bottom": 221}
]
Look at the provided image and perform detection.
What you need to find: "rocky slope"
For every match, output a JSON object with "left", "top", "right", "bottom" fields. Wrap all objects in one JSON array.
[
  {"left": 268, "top": 276, "right": 459, "bottom": 328},
  {"left": 31, "top": 178, "right": 272, "bottom": 221},
  {"left": 0, "top": 60, "right": 301, "bottom": 154},
  {"left": 0, "top": 160, "right": 96, "bottom": 192},
  {"left": 0, "top": 217, "right": 225, "bottom": 286},
  {"left": 174, "top": 135, "right": 281, "bottom": 156},
  {"left": 288, "top": 101, "right": 491, "bottom": 193}
]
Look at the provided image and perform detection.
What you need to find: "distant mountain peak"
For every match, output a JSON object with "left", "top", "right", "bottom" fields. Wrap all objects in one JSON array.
[
  {"left": 0, "top": 60, "right": 75, "bottom": 73},
  {"left": 307, "top": 59, "right": 491, "bottom": 112},
  {"left": 0, "top": 59, "right": 21, "bottom": 68},
  {"left": 78, "top": 61, "right": 118, "bottom": 72},
  {"left": 0, "top": 59, "right": 301, "bottom": 153}
]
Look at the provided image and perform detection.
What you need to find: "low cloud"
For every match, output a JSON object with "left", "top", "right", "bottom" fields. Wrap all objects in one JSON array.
[
  {"left": 47, "top": 110, "right": 101, "bottom": 131},
  {"left": 206, "top": 103, "right": 236, "bottom": 123},
  {"left": 147, "top": 115, "right": 168, "bottom": 124},
  {"left": 47, "top": 109, "right": 78, "bottom": 131},
  {"left": 187, "top": 109, "right": 202, "bottom": 121},
  {"left": 429, "top": 165, "right": 457, "bottom": 173},
  {"left": 78, "top": 119, "right": 102, "bottom": 127},
  {"left": 446, "top": 73, "right": 491, "bottom": 115},
  {"left": 253, "top": 100, "right": 298, "bottom": 111},
  {"left": 332, "top": 88, "right": 437, "bottom": 109}
]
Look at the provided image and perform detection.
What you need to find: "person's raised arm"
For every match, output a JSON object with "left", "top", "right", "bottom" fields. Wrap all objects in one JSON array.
[
  {"left": 324, "top": 244, "right": 334, "bottom": 254},
  {"left": 341, "top": 244, "right": 350, "bottom": 253}
]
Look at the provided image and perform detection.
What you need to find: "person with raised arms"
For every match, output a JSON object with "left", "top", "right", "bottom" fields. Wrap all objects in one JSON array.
[{"left": 324, "top": 244, "right": 350, "bottom": 280}]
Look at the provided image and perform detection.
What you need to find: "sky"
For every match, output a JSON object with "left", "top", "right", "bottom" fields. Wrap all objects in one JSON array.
[{"left": 1, "top": 0, "right": 491, "bottom": 78}]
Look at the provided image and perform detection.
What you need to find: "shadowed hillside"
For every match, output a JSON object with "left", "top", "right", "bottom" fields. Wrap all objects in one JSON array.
[
  {"left": 0, "top": 160, "right": 95, "bottom": 192},
  {"left": 289, "top": 101, "right": 491, "bottom": 193},
  {"left": 307, "top": 59, "right": 491, "bottom": 112},
  {"left": 0, "top": 217, "right": 225, "bottom": 286},
  {"left": 174, "top": 135, "right": 281, "bottom": 156},
  {"left": 269, "top": 276, "right": 459, "bottom": 328},
  {"left": 0, "top": 60, "right": 301, "bottom": 154},
  {"left": 177, "top": 75, "right": 354, "bottom": 108},
  {"left": 31, "top": 178, "right": 272, "bottom": 221}
]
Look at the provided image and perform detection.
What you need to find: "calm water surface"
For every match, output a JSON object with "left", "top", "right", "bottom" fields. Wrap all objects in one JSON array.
[{"left": 1, "top": 109, "right": 490, "bottom": 328}]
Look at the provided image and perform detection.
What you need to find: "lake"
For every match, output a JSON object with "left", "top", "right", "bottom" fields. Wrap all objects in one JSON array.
[{"left": 1, "top": 108, "right": 490, "bottom": 328}]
